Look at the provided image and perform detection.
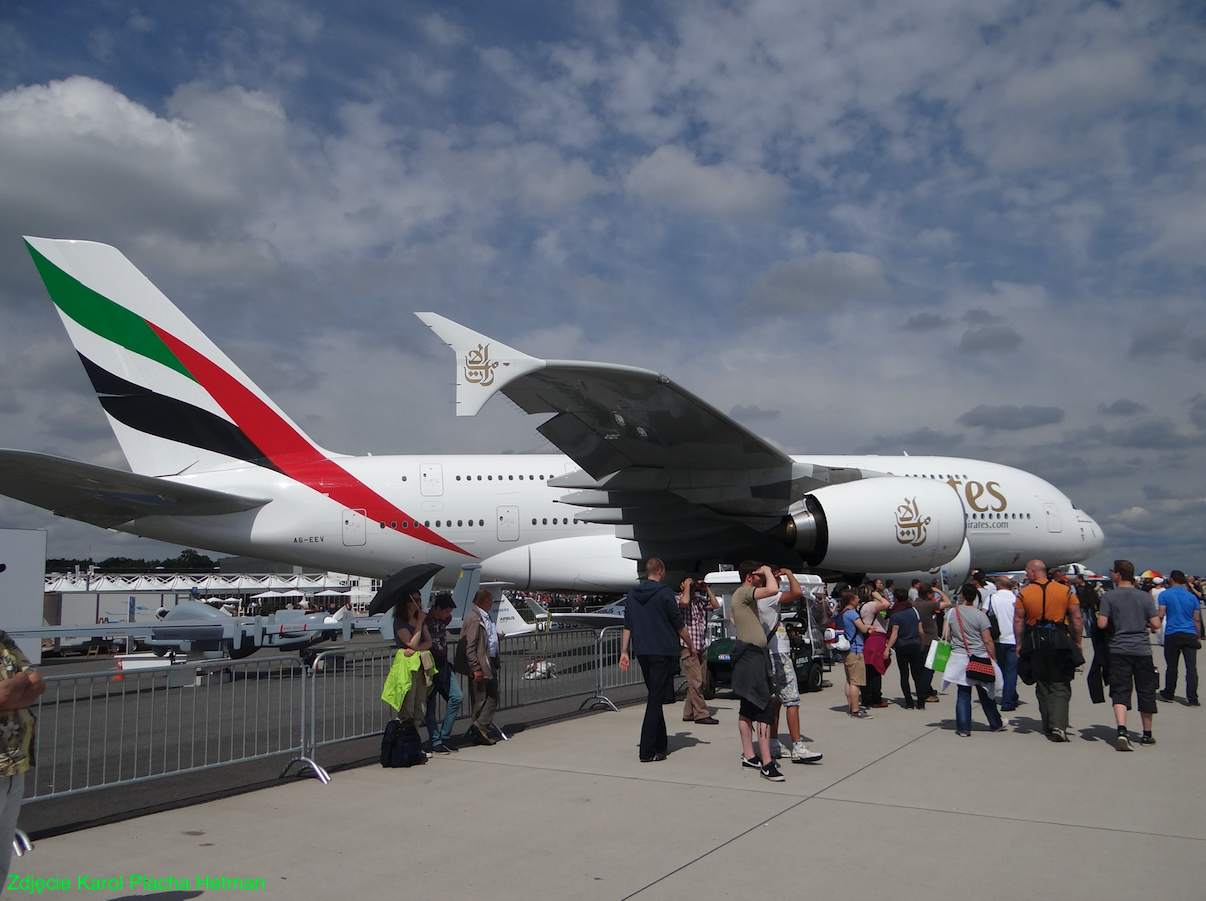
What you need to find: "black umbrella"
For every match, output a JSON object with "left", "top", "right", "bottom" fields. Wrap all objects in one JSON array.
[{"left": 367, "top": 563, "right": 444, "bottom": 616}]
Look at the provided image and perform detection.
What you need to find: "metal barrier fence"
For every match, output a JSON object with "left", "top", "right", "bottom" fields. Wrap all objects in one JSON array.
[
  {"left": 27, "top": 655, "right": 318, "bottom": 802},
  {"left": 26, "top": 627, "right": 650, "bottom": 804}
]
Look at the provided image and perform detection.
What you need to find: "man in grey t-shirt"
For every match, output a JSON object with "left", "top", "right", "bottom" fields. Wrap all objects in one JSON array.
[{"left": 1097, "top": 559, "right": 1160, "bottom": 751}]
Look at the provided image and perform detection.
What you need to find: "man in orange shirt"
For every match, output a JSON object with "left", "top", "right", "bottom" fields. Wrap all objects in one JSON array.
[{"left": 1013, "top": 559, "right": 1084, "bottom": 742}]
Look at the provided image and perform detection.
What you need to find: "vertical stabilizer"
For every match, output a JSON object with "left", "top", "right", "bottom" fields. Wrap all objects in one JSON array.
[{"left": 24, "top": 237, "right": 327, "bottom": 477}]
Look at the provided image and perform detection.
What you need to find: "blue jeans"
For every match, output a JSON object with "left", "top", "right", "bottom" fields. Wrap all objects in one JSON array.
[
  {"left": 956, "top": 683, "right": 1003, "bottom": 733},
  {"left": 424, "top": 659, "right": 463, "bottom": 746},
  {"left": 996, "top": 642, "right": 1019, "bottom": 708}
]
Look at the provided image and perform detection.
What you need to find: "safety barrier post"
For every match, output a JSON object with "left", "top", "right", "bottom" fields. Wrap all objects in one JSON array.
[{"left": 279, "top": 657, "right": 330, "bottom": 783}]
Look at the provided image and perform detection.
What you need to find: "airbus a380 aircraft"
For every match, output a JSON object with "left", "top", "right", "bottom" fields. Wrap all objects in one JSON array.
[{"left": 0, "top": 238, "right": 1103, "bottom": 592}]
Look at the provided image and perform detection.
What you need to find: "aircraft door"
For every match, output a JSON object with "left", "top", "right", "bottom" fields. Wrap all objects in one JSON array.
[
  {"left": 343, "top": 508, "right": 367, "bottom": 546},
  {"left": 420, "top": 464, "right": 444, "bottom": 497},
  {"left": 1042, "top": 502, "right": 1062, "bottom": 533},
  {"left": 497, "top": 505, "right": 520, "bottom": 541}
]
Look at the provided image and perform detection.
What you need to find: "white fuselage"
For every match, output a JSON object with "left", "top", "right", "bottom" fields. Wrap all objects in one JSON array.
[{"left": 123, "top": 452, "right": 1102, "bottom": 590}]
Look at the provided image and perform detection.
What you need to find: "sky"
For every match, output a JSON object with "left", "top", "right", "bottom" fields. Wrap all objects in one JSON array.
[{"left": 0, "top": 0, "right": 1203, "bottom": 576}]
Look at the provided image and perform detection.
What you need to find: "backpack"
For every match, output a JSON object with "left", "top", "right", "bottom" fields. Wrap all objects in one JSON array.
[
  {"left": 985, "top": 597, "right": 1002, "bottom": 642},
  {"left": 381, "top": 719, "right": 427, "bottom": 768}
]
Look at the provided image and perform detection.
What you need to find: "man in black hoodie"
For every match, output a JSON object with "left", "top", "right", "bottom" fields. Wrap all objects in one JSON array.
[{"left": 619, "top": 558, "right": 695, "bottom": 762}]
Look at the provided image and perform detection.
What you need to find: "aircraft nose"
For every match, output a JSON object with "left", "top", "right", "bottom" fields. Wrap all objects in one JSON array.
[{"left": 1079, "top": 510, "right": 1105, "bottom": 556}]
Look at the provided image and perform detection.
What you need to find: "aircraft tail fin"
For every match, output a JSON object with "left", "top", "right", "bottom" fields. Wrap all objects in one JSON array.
[{"left": 24, "top": 237, "right": 328, "bottom": 477}]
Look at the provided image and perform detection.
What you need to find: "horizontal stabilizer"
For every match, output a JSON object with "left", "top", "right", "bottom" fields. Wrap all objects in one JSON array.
[{"left": 0, "top": 449, "right": 269, "bottom": 527}]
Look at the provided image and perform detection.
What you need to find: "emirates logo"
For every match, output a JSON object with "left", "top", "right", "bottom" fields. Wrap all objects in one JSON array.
[
  {"left": 463, "top": 343, "right": 500, "bottom": 387},
  {"left": 895, "top": 497, "right": 931, "bottom": 546}
]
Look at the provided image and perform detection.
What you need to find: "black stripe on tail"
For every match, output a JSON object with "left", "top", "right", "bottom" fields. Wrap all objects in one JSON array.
[{"left": 78, "top": 354, "right": 283, "bottom": 473}]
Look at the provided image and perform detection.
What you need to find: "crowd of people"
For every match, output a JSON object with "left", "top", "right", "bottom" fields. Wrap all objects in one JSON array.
[
  {"left": 832, "top": 559, "right": 1201, "bottom": 750},
  {"left": 380, "top": 554, "right": 1200, "bottom": 772},
  {"left": 617, "top": 555, "right": 1201, "bottom": 779}
]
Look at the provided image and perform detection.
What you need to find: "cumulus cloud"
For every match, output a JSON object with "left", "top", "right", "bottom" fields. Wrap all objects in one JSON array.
[
  {"left": 0, "top": 77, "right": 294, "bottom": 254},
  {"left": 1099, "top": 399, "right": 1147, "bottom": 417},
  {"left": 1191, "top": 395, "right": 1206, "bottom": 431},
  {"left": 903, "top": 312, "right": 951, "bottom": 331},
  {"left": 862, "top": 428, "right": 964, "bottom": 455},
  {"left": 1080, "top": 419, "right": 1203, "bottom": 450},
  {"left": 730, "top": 404, "right": 780, "bottom": 422},
  {"left": 624, "top": 145, "right": 789, "bottom": 220},
  {"left": 958, "top": 326, "right": 1023, "bottom": 353},
  {"left": 746, "top": 251, "right": 887, "bottom": 314},
  {"left": 957, "top": 405, "right": 1064, "bottom": 431},
  {"left": 1128, "top": 317, "right": 1206, "bottom": 361}
]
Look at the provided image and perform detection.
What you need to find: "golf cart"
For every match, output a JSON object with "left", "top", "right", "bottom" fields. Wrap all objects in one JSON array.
[{"left": 701, "top": 569, "right": 830, "bottom": 700}]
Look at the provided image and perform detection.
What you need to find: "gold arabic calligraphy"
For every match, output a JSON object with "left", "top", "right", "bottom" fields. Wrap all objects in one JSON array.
[
  {"left": 895, "top": 497, "right": 931, "bottom": 547},
  {"left": 463, "top": 343, "right": 500, "bottom": 387}
]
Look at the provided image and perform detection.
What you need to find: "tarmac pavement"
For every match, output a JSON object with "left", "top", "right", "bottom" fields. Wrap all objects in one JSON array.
[{"left": 10, "top": 680, "right": 1206, "bottom": 900}]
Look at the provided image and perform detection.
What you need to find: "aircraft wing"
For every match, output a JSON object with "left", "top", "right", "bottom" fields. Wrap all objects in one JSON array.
[
  {"left": 0, "top": 449, "right": 269, "bottom": 527},
  {"left": 417, "top": 313, "right": 860, "bottom": 570}
]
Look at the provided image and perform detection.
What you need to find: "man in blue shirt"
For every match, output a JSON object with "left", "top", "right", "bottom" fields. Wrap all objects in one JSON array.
[
  {"left": 1158, "top": 570, "right": 1202, "bottom": 706},
  {"left": 839, "top": 589, "right": 873, "bottom": 718}
]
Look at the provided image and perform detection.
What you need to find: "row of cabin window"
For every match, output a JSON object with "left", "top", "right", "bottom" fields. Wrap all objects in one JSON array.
[
  {"left": 381, "top": 516, "right": 576, "bottom": 529},
  {"left": 966, "top": 512, "right": 1031, "bottom": 520},
  {"left": 454, "top": 474, "right": 551, "bottom": 481}
]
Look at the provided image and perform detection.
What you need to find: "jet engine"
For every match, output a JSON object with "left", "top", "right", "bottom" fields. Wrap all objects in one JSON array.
[{"left": 776, "top": 477, "right": 966, "bottom": 574}]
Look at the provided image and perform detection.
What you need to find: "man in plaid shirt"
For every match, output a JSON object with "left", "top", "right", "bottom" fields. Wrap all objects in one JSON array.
[{"left": 679, "top": 578, "right": 721, "bottom": 724}]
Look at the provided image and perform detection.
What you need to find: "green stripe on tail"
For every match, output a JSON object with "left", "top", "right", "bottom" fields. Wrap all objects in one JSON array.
[{"left": 26, "top": 242, "right": 195, "bottom": 382}]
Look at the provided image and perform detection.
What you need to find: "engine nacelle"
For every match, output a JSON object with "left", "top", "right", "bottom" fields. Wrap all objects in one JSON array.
[
  {"left": 481, "top": 534, "right": 639, "bottom": 592},
  {"left": 780, "top": 477, "right": 966, "bottom": 574}
]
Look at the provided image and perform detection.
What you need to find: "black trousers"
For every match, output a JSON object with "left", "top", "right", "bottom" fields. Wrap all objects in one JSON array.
[
  {"left": 1163, "top": 633, "right": 1200, "bottom": 702},
  {"left": 895, "top": 644, "right": 926, "bottom": 707},
  {"left": 637, "top": 654, "right": 674, "bottom": 758},
  {"left": 860, "top": 664, "right": 883, "bottom": 705}
]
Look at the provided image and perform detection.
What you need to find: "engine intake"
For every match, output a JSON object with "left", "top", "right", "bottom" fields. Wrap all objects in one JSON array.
[{"left": 777, "top": 477, "right": 966, "bottom": 573}]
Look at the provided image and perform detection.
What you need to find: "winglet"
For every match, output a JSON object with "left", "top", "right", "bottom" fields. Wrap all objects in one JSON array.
[{"left": 415, "top": 313, "right": 545, "bottom": 416}]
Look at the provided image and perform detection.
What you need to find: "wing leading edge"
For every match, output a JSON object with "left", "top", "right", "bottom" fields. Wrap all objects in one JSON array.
[{"left": 0, "top": 449, "right": 269, "bottom": 527}]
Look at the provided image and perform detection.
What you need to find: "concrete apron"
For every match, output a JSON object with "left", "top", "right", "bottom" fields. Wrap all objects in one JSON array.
[{"left": 13, "top": 680, "right": 1206, "bottom": 900}]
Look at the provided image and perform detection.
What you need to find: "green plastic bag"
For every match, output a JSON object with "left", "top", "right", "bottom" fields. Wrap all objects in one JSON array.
[{"left": 925, "top": 640, "right": 952, "bottom": 673}]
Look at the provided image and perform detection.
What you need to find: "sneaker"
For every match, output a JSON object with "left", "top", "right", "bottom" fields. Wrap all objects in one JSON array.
[
  {"left": 1139, "top": 734, "right": 1156, "bottom": 746},
  {"left": 1116, "top": 731, "right": 1133, "bottom": 751},
  {"left": 1158, "top": 691, "right": 1174, "bottom": 702},
  {"left": 769, "top": 739, "right": 784, "bottom": 758},
  {"left": 741, "top": 755, "right": 760, "bottom": 769},
  {"left": 849, "top": 708, "right": 873, "bottom": 719},
  {"left": 760, "top": 761, "right": 786, "bottom": 782},
  {"left": 1048, "top": 728, "right": 1069, "bottom": 742},
  {"left": 791, "top": 740, "right": 823, "bottom": 763},
  {"left": 431, "top": 743, "right": 451, "bottom": 755},
  {"left": 1189, "top": 700, "right": 1201, "bottom": 707}
]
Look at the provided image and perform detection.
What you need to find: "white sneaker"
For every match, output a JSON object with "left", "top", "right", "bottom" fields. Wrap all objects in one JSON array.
[
  {"left": 791, "top": 740, "right": 823, "bottom": 763},
  {"left": 769, "top": 739, "right": 785, "bottom": 758}
]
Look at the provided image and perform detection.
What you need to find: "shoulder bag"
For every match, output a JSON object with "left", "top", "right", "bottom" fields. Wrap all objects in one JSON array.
[{"left": 954, "top": 606, "right": 996, "bottom": 683}]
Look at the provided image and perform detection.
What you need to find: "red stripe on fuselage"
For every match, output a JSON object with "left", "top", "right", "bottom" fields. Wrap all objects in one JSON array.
[{"left": 150, "top": 324, "right": 471, "bottom": 557}]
